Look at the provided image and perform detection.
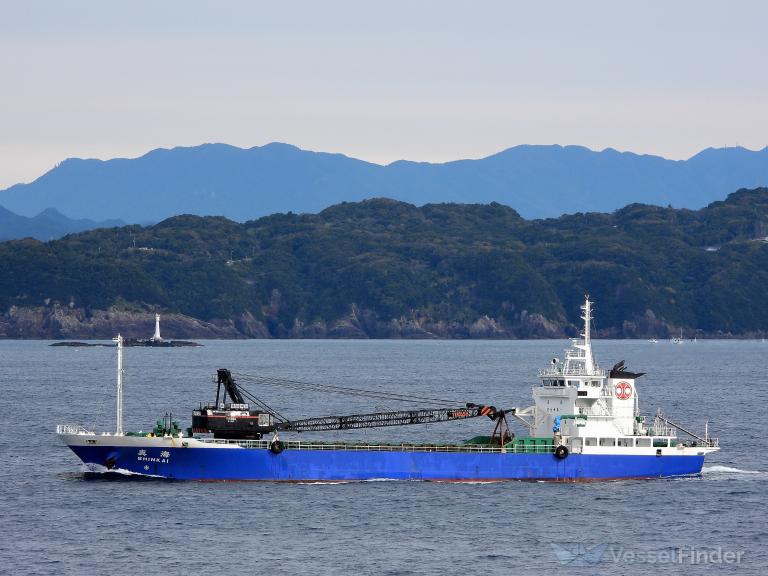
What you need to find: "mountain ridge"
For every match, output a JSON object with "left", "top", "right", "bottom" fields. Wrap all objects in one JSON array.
[
  {"left": 2, "top": 143, "right": 766, "bottom": 224},
  {"left": 0, "top": 205, "right": 124, "bottom": 241}
]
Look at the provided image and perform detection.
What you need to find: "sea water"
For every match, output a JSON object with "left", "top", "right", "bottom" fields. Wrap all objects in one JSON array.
[{"left": 1, "top": 339, "right": 766, "bottom": 575}]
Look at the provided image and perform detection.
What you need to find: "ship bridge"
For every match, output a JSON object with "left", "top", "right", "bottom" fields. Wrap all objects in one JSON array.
[
  {"left": 523, "top": 297, "right": 630, "bottom": 437},
  {"left": 536, "top": 298, "right": 606, "bottom": 399}
]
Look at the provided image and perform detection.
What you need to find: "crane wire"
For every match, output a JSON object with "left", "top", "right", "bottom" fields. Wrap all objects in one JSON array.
[
  {"left": 231, "top": 372, "right": 466, "bottom": 406},
  {"left": 236, "top": 387, "right": 289, "bottom": 422}
]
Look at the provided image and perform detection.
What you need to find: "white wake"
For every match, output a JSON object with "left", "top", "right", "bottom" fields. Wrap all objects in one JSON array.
[
  {"left": 702, "top": 465, "right": 766, "bottom": 476},
  {"left": 81, "top": 463, "right": 164, "bottom": 478}
]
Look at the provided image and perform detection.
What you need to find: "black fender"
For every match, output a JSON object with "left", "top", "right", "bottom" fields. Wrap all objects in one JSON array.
[
  {"left": 269, "top": 440, "right": 285, "bottom": 455},
  {"left": 554, "top": 445, "right": 569, "bottom": 459}
]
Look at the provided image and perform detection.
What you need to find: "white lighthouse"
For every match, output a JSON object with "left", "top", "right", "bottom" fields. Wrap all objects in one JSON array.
[{"left": 151, "top": 313, "right": 162, "bottom": 342}]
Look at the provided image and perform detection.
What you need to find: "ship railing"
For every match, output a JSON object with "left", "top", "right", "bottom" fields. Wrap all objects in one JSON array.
[
  {"left": 676, "top": 436, "right": 719, "bottom": 448},
  {"left": 650, "top": 419, "right": 675, "bottom": 437},
  {"left": 56, "top": 423, "right": 94, "bottom": 435},
  {"left": 538, "top": 367, "right": 606, "bottom": 377},
  {"left": 195, "top": 438, "right": 558, "bottom": 454}
]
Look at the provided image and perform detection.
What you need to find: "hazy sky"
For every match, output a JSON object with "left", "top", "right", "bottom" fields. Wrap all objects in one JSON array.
[{"left": 1, "top": 1, "right": 766, "bottom": 188}]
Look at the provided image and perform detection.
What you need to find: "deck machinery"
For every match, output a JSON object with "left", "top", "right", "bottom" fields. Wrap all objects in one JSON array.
[{"left": 192, "top": 368, "right": 507, "bottom": 441}]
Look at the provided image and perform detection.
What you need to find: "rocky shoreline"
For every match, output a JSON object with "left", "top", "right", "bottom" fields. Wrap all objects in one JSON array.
[{"left": 0, "top": 304, "right": 763, "bottom": 340}]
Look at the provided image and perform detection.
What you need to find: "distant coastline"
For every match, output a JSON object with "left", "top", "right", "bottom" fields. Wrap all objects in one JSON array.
[
  {"left": 2, "top": 188, "right": 768, "bottom": 340},
  {"left": 50, "top": 339, "right": 201, "bottom": 347},
  {"left": 4, "top": 306, "right": 765, "bottom": 342}
]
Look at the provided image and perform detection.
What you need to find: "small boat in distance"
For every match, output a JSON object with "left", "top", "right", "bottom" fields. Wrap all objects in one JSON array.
[
  {"left": 671, "top": 328, "right": 684, "bottom": 344},
  {"left": 648, "top": 337, "right": 658, "bottom": 343}
]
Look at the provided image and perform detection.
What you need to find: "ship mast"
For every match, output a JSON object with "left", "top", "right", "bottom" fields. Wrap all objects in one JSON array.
[
  {"left": 562, "top": 295, "right": 598, "bottom": 375},
  {"left": 579, "top": 296, "right": 595, "bottom": 374},
  {"left": 113, "top": 333, "right": 124, "bottom": 436}
]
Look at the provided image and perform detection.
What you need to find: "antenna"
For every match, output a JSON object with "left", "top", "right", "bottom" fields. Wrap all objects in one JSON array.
[
  {"left": 579, "top": 295, "right": 595, "bottom": 373},
  {"left": 113, "top": 334, "right": 124, "bottom": 435}
]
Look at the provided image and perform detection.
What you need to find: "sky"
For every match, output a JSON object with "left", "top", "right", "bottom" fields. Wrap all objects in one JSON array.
[{"left": 1, "top": 0, "right": 766, "bottom": 188}]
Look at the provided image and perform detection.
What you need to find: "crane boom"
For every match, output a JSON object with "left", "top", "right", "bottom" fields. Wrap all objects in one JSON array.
[
  {"left": 216, "top": 368, "right": 245, "bottom": 405},
  {"left": 193, "top": 369, "right": 508, "bottom": 440},
  {"left": 276, "top": 404, "right": 502, "bottom": 433}
]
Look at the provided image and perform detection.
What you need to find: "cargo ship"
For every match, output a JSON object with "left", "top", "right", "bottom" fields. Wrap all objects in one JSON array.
[{"left": 57, "top": 297, "right": 719, "bottom": 481}]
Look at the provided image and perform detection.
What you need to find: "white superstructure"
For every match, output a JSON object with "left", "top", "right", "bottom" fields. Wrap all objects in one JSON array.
[{"left": 513, "top": 297, "right": 719, "bottom": 457}]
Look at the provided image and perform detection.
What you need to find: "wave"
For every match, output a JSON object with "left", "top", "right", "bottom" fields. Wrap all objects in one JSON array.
[
  {"left": 702, "top": 465, "right": 766, "bottom": 476},
  {"left": 80, "top": 463, "right": 165, "bottom": 478}
]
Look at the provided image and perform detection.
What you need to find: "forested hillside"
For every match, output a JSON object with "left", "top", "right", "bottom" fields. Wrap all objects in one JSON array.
[{"left": 1, "top": 187, "right": 767, "bottom": 339}]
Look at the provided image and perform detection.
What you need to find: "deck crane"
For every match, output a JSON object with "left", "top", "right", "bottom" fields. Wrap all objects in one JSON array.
[{"left": 191, "top": 369, "right": 510, "bottom": 440}]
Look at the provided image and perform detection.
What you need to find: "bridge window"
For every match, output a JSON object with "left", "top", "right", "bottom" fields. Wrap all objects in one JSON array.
[
  {"left": 584, "top": 438, "right": 597, "bottom": 446},
  {"left": 617, "top": 438, "right": 634, "bottom": 447},
  {"left": 636, "top": 438, "right": 651, "bottom": 447},
  {"left": 653, "top": 438, "right": 669, "bottom": 448},
  {"left": 599, "top": 438, "right": 615, "bottom": 447}
]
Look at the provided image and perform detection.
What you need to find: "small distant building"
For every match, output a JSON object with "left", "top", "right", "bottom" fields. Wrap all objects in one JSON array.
[{"left": 151, "top": 313, "right": 163, "bottom": 342}]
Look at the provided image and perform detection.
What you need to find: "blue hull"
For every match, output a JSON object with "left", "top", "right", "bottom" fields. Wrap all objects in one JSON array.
[{"left": 69, "top": 444, "right": 705, "bottom": 481}]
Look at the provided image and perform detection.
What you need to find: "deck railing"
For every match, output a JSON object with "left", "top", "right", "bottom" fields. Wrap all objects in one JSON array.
[
  {"left": 56, "top": 424, "right": 93, "bottom": 435},
  {"left": 195, "top": 438, "right": 557, "bottom": 454},
  {"left": 538, "top": 367, "right": 606, "bottom": 377}
]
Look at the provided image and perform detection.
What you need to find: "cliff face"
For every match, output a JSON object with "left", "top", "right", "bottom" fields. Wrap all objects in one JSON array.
[
  {"left": 0, "top": 303, "right": 570, "bottom": 340},
  {"left": 0, "top": 305, "right": 247, "bottom": 339},
  {"left": 0, "top": 302, "right": 748, "bottom": 340}
]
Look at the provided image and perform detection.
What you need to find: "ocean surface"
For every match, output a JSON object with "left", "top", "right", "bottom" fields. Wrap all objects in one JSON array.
[{"left": 1, "top": 339, "right": 766, "bottom": 575}]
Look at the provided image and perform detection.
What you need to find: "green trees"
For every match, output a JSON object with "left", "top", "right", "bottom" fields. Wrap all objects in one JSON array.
[{"left": 1, "top": 188, "right": 767, "bottom": 337}]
